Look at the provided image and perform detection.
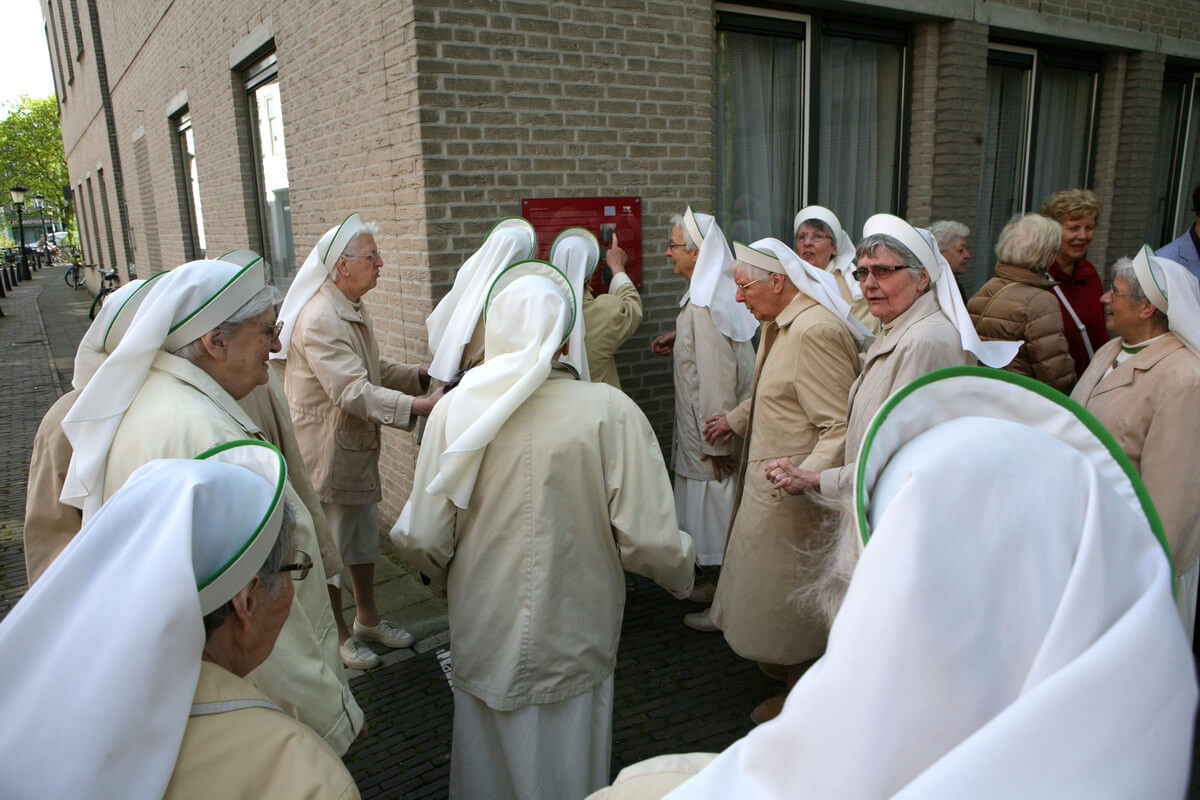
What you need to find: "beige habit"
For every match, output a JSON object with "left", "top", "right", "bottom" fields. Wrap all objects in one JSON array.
[
  {"left": 711, "top": 292, "right": 859, "bottom": 665},
  {"left": 23, "top": 390, "right": 81, "bottom": 584},
  {"left": 165, "top": 662, "right": 359, "bottom": 799},
  {"left": 582, "top": 275, "right": 643, "bottom": 389},
  {"left": 819, "top": 291, "right": 974, "bottom": 497},
  {"left": 831, "top": 271, "right": 881, "bottom": 335},
  {"left": 104, "top": 351, "right": 363, "bottom": 754},
  {"left": 1070, "top": 334, "right": 1200, "bottom": 575}
]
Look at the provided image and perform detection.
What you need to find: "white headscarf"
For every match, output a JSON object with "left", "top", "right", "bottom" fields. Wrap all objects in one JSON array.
[
  {"left": 0, "top": 440, "right": 288, "bottom": 799},
  {"left": 273, "top": 214, "right": 364, "bottom": 360},
  {"left": 683, "top": 207, "right": 757, "bottom": 342},
  {"left": 71, "top": 274, "right": 162, "bottom": 388},
  {"left": 549, "top": 227, "right": 598, "bottom": 380},
  {"left": 418, "top": 261, "right": 574, "bottom": 509},
  {"left": 1132, "top": 245, "right": 1200, "bottom": 358},
  {"left": 60, "top": 258, "right": 268, "bottom": 518},
  {"left": 734, "top": 237, "right": 873, "bottom": 350},
  {"left": 793, "top": 204, "right": 861, "bottom": 301},
  {"left": 862, "top": 213, "right": 1019, "bottom": 368},
  {"left": 426, "top": 218, "right": 537, "bottom": 381},
  {"left": 663, "top": 367, "right": 1195, "bottom": 799}
]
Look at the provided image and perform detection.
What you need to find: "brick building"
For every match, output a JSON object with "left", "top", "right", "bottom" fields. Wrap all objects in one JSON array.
[{"left": 43, "top": 0, "right": 1200, "bottom": 525}]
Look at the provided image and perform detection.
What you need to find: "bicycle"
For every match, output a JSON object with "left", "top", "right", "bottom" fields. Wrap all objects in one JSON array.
[
  {"left": 65, "top": 259, "right": 86, "bottom": 289},
  {"left": 89, "top": 268, "right": 121, "bottom": 320}
]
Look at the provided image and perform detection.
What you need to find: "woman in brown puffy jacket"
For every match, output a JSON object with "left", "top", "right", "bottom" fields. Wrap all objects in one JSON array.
[{"left": 968, "top": 214, "right": 1075, "bottom": 393}]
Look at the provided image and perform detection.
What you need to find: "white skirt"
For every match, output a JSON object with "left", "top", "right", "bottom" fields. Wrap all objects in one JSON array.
[
  {"left": 1175, "top": 556, "right": 1199, "bottom": 642},
  {"left": 673, "top": 474, "right": 737, "bottom": 566},
  {"left": 450, "top": 674, "right": 614, "bottom": 800}
]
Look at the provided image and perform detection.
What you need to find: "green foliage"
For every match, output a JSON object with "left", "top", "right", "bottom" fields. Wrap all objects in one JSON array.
[{"left": 0, "top": 95, "right": 71, "bottom": 231}]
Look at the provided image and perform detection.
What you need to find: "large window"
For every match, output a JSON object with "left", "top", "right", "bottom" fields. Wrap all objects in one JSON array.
[
  {"left": 173, "top": 110, "right": 206, "bottom": 259},
  {"left": 715, "top": 7, "right": 907, "bottom": 244},
  {"left": 1147, "top": 70, "right": 1200, "bottom": 247},
  {"left": 244, "top": 51, "right": 295, "bottom": 282},
  {"left": 974, "top": 46, "right": 1099, "bottom": 291}
]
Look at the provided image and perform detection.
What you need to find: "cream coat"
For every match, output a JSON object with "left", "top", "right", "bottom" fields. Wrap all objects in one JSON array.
[
  {"left": 239, "top": 374, "right": 343, "bottom": 578},
  {"left": 819, "top": 292, "right": 974, "bottom": 497},
  {"left": 24, "top": 390, "right": 81, "bottom": 585},
  {"left": 583, "top": 275, "right": 643, "bottom": 389},
  {"left": 711, "top": 292, "right": 859, "bottom": 665},
  {"left": 394, "top": 369, "right": 695, "bottom": 711},
  {"left": 671, "top": 297, "right": 755, "bottom": 480},
  {"left": 165, "top": 662, "right": 359, "bottom": 800},
  {"left": 1071, "top": 334, "right": 1200, "bottom": 575},
  {"left": 285, "top": 281, "right": 424, "bottom": 505},
  {"left": 104, "top": 352, "right": 362, "bottom": 754}
]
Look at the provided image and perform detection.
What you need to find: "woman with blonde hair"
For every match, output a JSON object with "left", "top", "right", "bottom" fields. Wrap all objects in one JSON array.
[{"left": 1040, "top": 189, "right": 1109, "bottom": 378}]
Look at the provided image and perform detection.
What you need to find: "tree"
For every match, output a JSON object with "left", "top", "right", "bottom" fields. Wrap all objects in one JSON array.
[{"left": 0, "top": 95, "right": 72, "bottom": 243}]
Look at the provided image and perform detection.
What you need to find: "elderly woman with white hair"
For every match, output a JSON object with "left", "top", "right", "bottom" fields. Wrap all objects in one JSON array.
[
  {"left": 967, "top": 213, "right": 1074, "bottom": 392},
  {"left": 0, "top": 441, "right": 359, "bottom": 798},
  {"left": 60, "top": 257, "right": 363, "bottom": 754},
  {"left": 929, "top": 219, "right": 972, "bottom": 286},
  {"left": 1071, "top": 247, "right": 1200, "bottom": 635}
]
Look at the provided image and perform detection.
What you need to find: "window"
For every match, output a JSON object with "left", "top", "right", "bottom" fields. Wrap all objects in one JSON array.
[
  {"left": 172, "top": 110, "right": 206, "bottom": 259},
  {"left": 1147, "top": 69, "right": 1200, "bottom": 247},
  {"left": 243, "top": 51, "right": 295, "bottom": 281},
  {"left": 50, "top": 0, "right": 73, "bottom": 84},
  {"left": 974, "top": 45, "right": 1099, "bottom": 290},
  {"left": 69, "top": 0, "right": 84, "bottom": 56},
  {"left": 85, "top": 177, "right": 102, "bottom": 266},
  {"left": 96, "top": 167, "right": 118, "bottom": 266},
  {"left": 715, "top": 7, "right": 907, "bottom": 244}
]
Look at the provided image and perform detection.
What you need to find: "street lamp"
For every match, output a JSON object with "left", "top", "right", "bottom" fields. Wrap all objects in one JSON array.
[
  {"left": 9, "top": 186, "right": 29, "bottom": 281},
  {"left": 32, "top": 194, "right": 48, "bottom": 268}
]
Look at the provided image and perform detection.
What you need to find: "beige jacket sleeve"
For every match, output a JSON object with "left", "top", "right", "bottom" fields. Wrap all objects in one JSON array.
[
  {"left": 590, "top": 276, "right": 644, "bottom": 356},
  {"left": 390, "top": 404, "right": 457, "bottom": 587},
  {"left": 305, "top": 314, "right": 417, "bottom": 431},
  {"left": 1142, "top": 382, "right": 1200, "bottom": 572},
  {"left": 691, "top": 307, "right": 740, "bottom": 458},
  {"left": 792, "top": 322, "right": 855, "bottom": 473},
  {"left": 24, "top": 392, "right": 81, "bottom": 584},
  {"left": 606, "top": 392, "right": 696, "bottom": 599},
  {"left": 380, "top": 360, "right": 425, "bottom": 395}
]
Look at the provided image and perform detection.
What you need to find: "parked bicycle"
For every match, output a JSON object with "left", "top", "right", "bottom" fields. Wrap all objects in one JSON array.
[
  {"left": 89, "top": 268, "right": 122, "bottom": 320},
  {"left": 65, "top": 258, "right": 87, "bottom": 289}
]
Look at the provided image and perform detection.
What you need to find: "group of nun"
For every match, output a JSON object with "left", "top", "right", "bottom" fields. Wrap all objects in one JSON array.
[{"left": 1, "top": 194, "right": 1199, "bottom": 798}]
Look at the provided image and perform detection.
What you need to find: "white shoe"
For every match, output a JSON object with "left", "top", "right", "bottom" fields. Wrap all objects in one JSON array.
[
  {"left": 684, "top": 607, "right": 719, "bottom": 632},
  {"left": 353, "top": 618, "right": 415, "bottom": 649},
  {"left": 340, "top": 637, "right": 382, "bottom": 670}
]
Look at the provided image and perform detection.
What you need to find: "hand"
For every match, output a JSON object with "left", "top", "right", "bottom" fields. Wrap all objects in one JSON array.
[
  {"left": 606, "top": 233, "right": 628, "bottom": 275},
  {"left": 765, "top": 458, "right": 819, "bottom": 495},
  {"left": 650, "top": 332, "right": 675, "bottom": 355},
  {"left": 701, "top": 453, "right": 738, "bottom": 481},
  {"left": 703, "top": 414, "right": 733, "bottom": 445},
  {"left": 412, "top": 385, "right": 446, "bottom": 417},
  {"left": 418, "top": 363, "right": 431, "bottom": 390}
]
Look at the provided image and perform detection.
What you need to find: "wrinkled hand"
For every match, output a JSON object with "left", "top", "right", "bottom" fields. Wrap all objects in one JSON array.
[
  {"left": 606, "top": 233, "right": 628, "bottom": 274},
  {"left": 412, "top": 385, "right": 446, "bottom": 417},
  {"left": 765, "top": 458, "right": 819, "bottom": 495},
  {"left": 703, "top": 414, "right": 733, "bottom": 445},
  {"left": 701, "top": 453, "right": 738, "bottom": 481},
  {"left": 650, "top": 332, "right": 676, "bottom": 356},
  {"left": 418, "top": 363, "right": 431, "bottom": 390}
]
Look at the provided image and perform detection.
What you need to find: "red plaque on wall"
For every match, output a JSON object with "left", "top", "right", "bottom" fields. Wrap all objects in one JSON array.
[{"left": 521, "top": 196, "right": 643, "bottom": 292}]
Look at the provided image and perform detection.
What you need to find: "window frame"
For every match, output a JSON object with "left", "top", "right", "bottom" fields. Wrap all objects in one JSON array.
[
  {"left": 170, "top": 108, "right": 206, "bottom": 260},
  {"left": 241, "top": 49, "right": 294, "bottom": 282}
]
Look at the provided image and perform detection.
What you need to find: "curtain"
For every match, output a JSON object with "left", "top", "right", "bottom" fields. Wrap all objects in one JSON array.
[
  {"left": 1028, "top": 66, "right": 1095, "bottom": 210},
  {"left": 975, "top": 62, "right": 1032, "bottom": 292}
]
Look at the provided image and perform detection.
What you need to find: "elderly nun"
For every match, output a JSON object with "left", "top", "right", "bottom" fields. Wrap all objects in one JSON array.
[
  {"left": 588, "top": 368, "right": 1197, "bottom": 800},
  {"left": 426, "top": 217, "right": 537, "bottom": 381},
  {"left": 392, "top": 260, "right": 695, "bottom": 800},
  {"left": 24, "top": 273, "right": 162, "bottom": 584},
  {"left": 59, "top": 257, "right": 363, "bottom": 754},
  {"left": 0, "top": 441, "right": 359, "bottom": 799},
  {"left": 1071, "top": 247, "right": 1200, "bottom": 635},
  {"left": 766, "top": 213, "right": 1019, "bottom": 499},
  {"left": 701, "top": 238, "right": 870, "bottom": 723},
  {"left": 793, "top": 205, "right": 878, "bottom": 333}
]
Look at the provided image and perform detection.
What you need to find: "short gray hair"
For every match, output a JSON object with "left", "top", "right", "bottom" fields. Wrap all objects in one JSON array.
[
  {"left": 1113, "top": 256, "right": 1168, "bottom": 324},
  {"left": 171, "top": 285, "right": 282, "bottom": 363},
  {"left": 202, "top": 496, "right": 296, "bottom": 637},
  {"left": 342, "top": 222, "right": 381, "bottom": 259},
  {"left": 929, "top": 220, "right": 969, "bottom": 251},
  {"left": 994, "top": 214, "right": 1061, "bottom": 274},
  {"left": 733, "top": 260, "right": 771, "bottom": 282},
  {"left": 669, "top": 213, "right": 699, "bottom": 253},
  {"left": 855, "top": 234, "right": 927, "bottom": 287},
  {"left": 795, "top": 218, "right": 835, "bottom": 240}
]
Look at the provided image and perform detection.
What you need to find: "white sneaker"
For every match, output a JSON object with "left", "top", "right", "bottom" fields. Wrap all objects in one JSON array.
[
  {"left": 340, "top": 637, "right": 382, "bottom": 670},
  {"left": 683, "top": 607, "right": 719, "bottom": 632},
  {"left": 353, "top": 619, "right": 415, "bottom": 649}
]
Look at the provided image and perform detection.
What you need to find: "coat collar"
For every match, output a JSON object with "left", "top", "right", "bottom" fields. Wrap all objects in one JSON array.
[
  {"left": 322, "top": 280, "right": 366, "bottom": 324},
  {"left": 775, "top": 290, "right": 817, "bottom": 329},
  {"left": 1088, "top": 333, "right": 1186, "bottom": 396},
  {"left": 864, "top": 291, "right": 940, "bottom": 362},
  {"left": 151, "top": 351, "right": 263, "bottom": 435},
  {"left": 994, "top": 262, "right": 1056, "bottom": 289}
]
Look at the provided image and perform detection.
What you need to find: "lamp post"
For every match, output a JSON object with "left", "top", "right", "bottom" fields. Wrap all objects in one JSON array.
[
  {"left": 32, "top": 194, "right": 48, "bottom": 269},
  {"left": 9, "top": 186, "right": 29, "bottom": 281}
]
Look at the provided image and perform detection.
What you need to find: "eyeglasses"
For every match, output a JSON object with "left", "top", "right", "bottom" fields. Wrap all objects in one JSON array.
[
  {"left": 343, "top": 250, "right": 382, "bottom": 262},
  {"left": 734, "top": 278, "right": 760, "bottom": 291},
  {"left": 667, "top": 242, "right": 688, "bottom": 250},
  {"left": 279, "top": 549, "right": 313, "bottom": 581},
  {"left": 851, "top": 264, "right": 913, "bottom": 282},
  {"left": 795, "top": 232, "right": 832, "bottom": 244},
  {"left": 1106, "top": 286, "right": 1136, "bottom": 300},
  {"left": 263, "top": 321, "right": 283, "bottom": 340}
]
